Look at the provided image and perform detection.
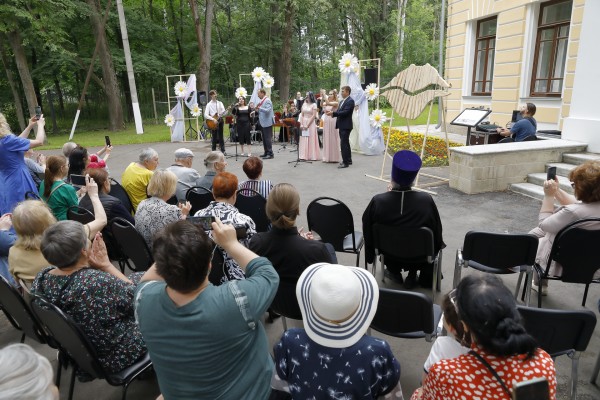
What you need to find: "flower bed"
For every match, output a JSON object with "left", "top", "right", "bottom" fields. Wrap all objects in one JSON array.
[{"left": 383, "top": 127, "right": 463, "bottom": 167}]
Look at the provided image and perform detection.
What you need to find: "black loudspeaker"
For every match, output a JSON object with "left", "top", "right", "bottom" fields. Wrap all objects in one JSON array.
[
  {"left": 364, "top": 68, "right": 378, "bottom": 86},
  {"left": 198, "top": 91, "right": 207, "bottom": 106}
]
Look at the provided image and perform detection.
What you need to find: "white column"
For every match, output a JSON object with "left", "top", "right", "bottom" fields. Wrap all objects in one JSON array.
[{"left": 562, "top": 0, "right": 600, "bottom": 152}]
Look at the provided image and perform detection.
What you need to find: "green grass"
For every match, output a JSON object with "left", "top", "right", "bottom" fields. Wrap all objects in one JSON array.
[{"left": 381, "top": 103, "right": 439, "bottom": 127}]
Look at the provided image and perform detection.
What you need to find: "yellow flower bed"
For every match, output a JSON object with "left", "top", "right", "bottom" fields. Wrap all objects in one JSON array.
[{"left": 383, "top": 127, "right": 463, "bottom": 167}]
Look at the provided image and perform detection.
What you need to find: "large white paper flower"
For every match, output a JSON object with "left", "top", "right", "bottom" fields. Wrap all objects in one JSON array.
[
  {"left": 190, "top": 103, "right": 201, "bottom": 117},
  {"left": 252, "top": 67, "right": 266, "bottom": 82},
  {"left": 339, "top": 53, "right": 359, "bottom": 74},
  {"left": 235, "top": 87, "right": 248, "bottom": 98},
  {"left": 262, "top": 74, "right": 275, "bottom": 88},
  {"left": 365, "top": 83, "right": 379, "bottom": 101},
  {"left": 369, "top": 109, "right": 388, "bottom": 128},
  {"left": 164, "top": 114, "right": 175, "bottom": 127},
  {"left": 174, "top": 81, "right": 187, "bottom": 97}
]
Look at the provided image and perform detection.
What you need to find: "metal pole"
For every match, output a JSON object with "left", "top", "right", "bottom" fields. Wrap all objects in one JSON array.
[
  {"left": 151, "top": 88, "right": 158, "bottom": 124},
  {"left": 436, "top": 0, "right": 446, "bottom": 130},
  {"left": 116, "top": 0, "right": 143, "bottom": 134}
]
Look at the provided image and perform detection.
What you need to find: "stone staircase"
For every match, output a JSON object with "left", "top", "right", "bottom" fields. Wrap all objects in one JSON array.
[{"left": 511, "top": 152, "right": 600, "bottom": 201}]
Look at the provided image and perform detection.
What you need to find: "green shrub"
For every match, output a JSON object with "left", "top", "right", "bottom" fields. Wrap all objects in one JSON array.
[{"left": 383, "top": 127, "right": 463, "bottom": 167}]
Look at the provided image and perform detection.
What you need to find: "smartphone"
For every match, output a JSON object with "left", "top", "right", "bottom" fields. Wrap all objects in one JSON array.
[
  {"left": 188, "top": 215, "right": 215, "bottom": 231},
  {"left": 234, "top": 225, "right": 248, "bottom": 240},
  {"left": 35, "top": 106, "right": 42, "bottom": 120},
  {"left": 512, "top": 377, "right": 549, "bottom": 400},
  {"left": 546, "top": 166, "right": 557, "bottom": 181},
  {"left": 105, "top": 135, "right": 111, "bottom": 147},
  {"left": 70, "top": 174, "right": 86, "bottom": 187}
]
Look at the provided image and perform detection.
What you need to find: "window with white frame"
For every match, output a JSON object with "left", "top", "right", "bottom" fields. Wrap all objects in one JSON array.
[{"left": 472, "top": 17, "right": 497, "bottom": 96}]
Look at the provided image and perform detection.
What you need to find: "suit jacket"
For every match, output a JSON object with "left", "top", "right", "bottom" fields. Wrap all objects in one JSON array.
[
  {"left": 333, "top": 96, "right": 355, "bottom": 130},
  {"left": 257, "top": 97, "right": 274, "bottom": 128}
]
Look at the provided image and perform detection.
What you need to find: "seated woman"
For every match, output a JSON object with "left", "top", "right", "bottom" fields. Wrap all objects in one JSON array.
[
  {"left": 12, "top": 176, "right": 107, "bottom": 288},
  {"left": 0, "top": 343, "right": 58, "bottom": 400},
  {"left": 79, "top": 167, "right": 134, "bottom": 224},
  {"left": 67, "top": 145, "right": 89, "bottom": 182},
  {"left": 39, "top": 155, "right": 78, "bottom": 221},
  {"left": 237, "top": 157, "right": 273, "bottom": 199},
  {"left": 197, "top": 151, "right": 226, "bottom": 190},
  {"left": 530, "top": 160, "right": 600, "bottom": 294},
  {"left": 249, "top": 183, "right": 335, "bottom": 316},
  {"left": 31, "top": 221, "right": 146, "bottom": 376},
  {"left": 411, "top": 275, "right": 557, "bottom": 400},
  {"left": 135, "top": 169, "right": 191, "bottom": 250},
  {"left": 195, "top": 172, "right": 256, "bottom": 284}
]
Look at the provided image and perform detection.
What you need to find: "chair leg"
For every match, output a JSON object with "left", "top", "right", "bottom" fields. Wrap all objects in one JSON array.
[
  {"left": 582, "top": 284, "right": 590, "bottom": 307},
  {"left": 55, "top": 353, "right": 63, "bottom": 388},
  {"left": 452, "top": 251, "right": 462, "bottom": 289},
  {"left": 20, "top": 333, "right": 25, "bottom": 343},
  {"left": 67, "top": 367, "right": 77, "bottom": 400},
  {"left": 515, "top": 271, "right": 523, "bottom": 299},
  {"left": 281, "top": 316, "right": 288, "bottom": 331},
  {"left": 591, "top": 348, "right": 600, "bottom": 383},
  {"left": 570, "top": 352, "right": 580, "bottom": 400},
  {"left": 431, "top": 259, "right": 439, "bottom": 303},
  {"left": 355, "top": 251, "right": 360, "bottom": 268},
  {"left": 524, "top": 269, "right": 532, "bottom": 307},
  {"left": 436, "top": 251, "right": 443, "bottom": 292},
  {"left": 380, "top": 255, "right": 385, "bottom": 283},
  {"left": 122, "top": 382, "right": 130, "bottom": 400}
]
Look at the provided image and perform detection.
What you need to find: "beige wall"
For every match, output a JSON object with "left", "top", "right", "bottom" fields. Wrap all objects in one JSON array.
[{"left": 445, "top": 0, "right": 585, "bottom": 131}]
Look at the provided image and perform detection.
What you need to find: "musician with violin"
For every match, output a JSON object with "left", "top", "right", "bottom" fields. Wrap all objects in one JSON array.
[{"left": 204, "top": 90, "right": 229, "bottom": 154}]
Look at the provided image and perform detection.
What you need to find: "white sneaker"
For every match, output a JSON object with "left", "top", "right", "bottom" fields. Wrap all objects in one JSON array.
[{"left": 531, "top": 280, "right": 548, "bottom": 296}]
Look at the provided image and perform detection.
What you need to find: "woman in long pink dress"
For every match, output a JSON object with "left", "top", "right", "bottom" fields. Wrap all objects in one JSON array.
[
  {"left": 321, "top": 91, "right": 340, "bottom": 163},
  {"left": 298, "top": 92, "right": 320, "bottom": 161}
]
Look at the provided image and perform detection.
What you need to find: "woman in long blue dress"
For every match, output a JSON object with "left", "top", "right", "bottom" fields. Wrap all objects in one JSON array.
[{"left": 0, "top": 113, "right": 46, "bottom": 215}]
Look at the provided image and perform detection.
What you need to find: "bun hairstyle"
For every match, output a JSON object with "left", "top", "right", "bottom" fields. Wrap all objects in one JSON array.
[
  {"left": 455, "top": 275, "right": 537, "bottom": 358},
  {"left": 266, "top": 183, "right": 300, "bottom": 229}
]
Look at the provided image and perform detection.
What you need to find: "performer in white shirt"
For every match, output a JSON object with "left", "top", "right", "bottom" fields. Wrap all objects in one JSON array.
[{"left": 204, "top": 90, "right": 227, "bottom": 154}]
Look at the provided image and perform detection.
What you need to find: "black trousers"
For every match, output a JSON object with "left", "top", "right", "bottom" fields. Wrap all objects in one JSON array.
[
  {"left": 211, "top": 120, "right": 225, "bottom": 152},
  {"left": 339, "top": 128, "right": 351, "bottom": 165},
  {"left": 261, "top": 125, "right": 273, "bottom": 155}
]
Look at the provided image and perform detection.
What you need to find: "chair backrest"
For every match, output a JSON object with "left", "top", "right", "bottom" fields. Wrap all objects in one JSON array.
[
  {"left": 0, "top": 276, "right": 47, "bottom": 343},
  {"left": 546, "top": 218, "right": 600, "bottom": 283},
  {"left": 517, "top": 305, "right": 597, "bottom": 357},
  {"left": 462, "top": 231, "right": 538, "bottom": 270},
  {"left": 370, "top": 288, "right": 436, "bottom": 339},
  {"left": 109, "top": 178, "right": 134, "bottom": 215},
  {"left": 373, "top": 224, "right": 434, "bottom": 263},
  {"left": 109, "top": 218, "right": 153, "bottom": 271},
  {"left": 235, "top": 189, "right": 269, "bottom": 232},
  {"left": 186, "top": 186, "right": 213, "bottom": 216},
  {"left": 269, "top": 280, "right": 303, "bottom": 321},
  {"left": 306, "top": 197, "right": 356, "bottom": 251},
  {"left": 31, "top": 296, "right": 106, "bottom": 379},
  {"left": 67, "top": 206, "right": 95, "bottom": 225},
  {"left": 166, "top": 195, "right": 178, "bottom": 205}
]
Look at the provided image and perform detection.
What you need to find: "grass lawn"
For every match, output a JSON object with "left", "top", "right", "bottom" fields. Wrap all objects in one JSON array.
[{"left": 381, "top": 103, "right": 439, "bottom": 127}]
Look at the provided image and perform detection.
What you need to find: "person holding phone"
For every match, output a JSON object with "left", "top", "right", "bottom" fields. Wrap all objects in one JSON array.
[
  {"left": 0, "top": 112, "right": 46, "bottom": 215},
  {"left": 38, "top": 155, "right": 79, "bottom": 221}
]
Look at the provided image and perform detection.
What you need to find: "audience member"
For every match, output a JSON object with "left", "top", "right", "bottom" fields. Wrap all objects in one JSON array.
[
  {"left": 411, "top": 275, "right": 556, "bottom": 400},
  {"left": 0, "top": 113, "right": 45, "bottom": 215},
  {"left": 79, "top": 167, "right": 134, "bottom": 224},
  {"left": 238, "top": 156, "right": 274, "bottom": 199},
  {"left": 197, "top": 150, "right": 226, "bottom": 190},
  {"left": 135, "top": 219, "right": 279, "bottom": 400},
  {"left": 273, "top": 263, "right": 401, "bottom": 399},
  {"left": 249, "top": 183, "right": 335, "bottom": 317},
  {"left": 0, "top": 343, "right": 58, "bottom": 400},
  {"left": 166, "top": 148, "right": 202, "bottom": 202},
  {"left": 31, "top": 221, "right": 146, "bottom": 377},
  {"left": 362, "top": 150, "right": 445, "bottom": 289},
  {"left": 0, "top": 214, "right": 16, "bottom": 286},
  {"left": 195, "top": 172, "right": 256, "bottom": 284},
  {"left": 529, "top": 160, "right": 600, "bottom": 294},
  {"left": 135, "top": 170, "right": 191, "bottom": 250},
  {"left": 62, "top": 141, "right": 77, "bottom": 158},
  {"left": 39, "top": 155, "right": 78, "bottom": 220},
  {"left": 497, "top": 103, "right": 537, "bottom": 142},
  {"left": 68, "top": 145, "right": 89, "bottom": 181},
  {"left": 24, "top": 149, "right": 45, "bottom": 188},
  {"left": 122, "top": 148, "right": 159, "bottom": 211}
]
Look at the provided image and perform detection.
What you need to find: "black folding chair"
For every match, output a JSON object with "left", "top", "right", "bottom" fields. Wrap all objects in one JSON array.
[
  {"left": 369, "top": 288, "right": 442, "bottom": 342},
  {"left": 186, "top": 186, "right": 213, "bottom": 216},
  {"left": 31, "top": 296, "right": 152, "bottom": 400},
  {"left": 534, "top": 218, "right": 600, "bottom": 307},
  {"left": 369, "top": 224, "right": 442, "bottom": 301},
  {"left": 269, "top": 280, "right": 303, "bottom": 331},
  {"left": 518, "top": 305, "right": 597, "bottom": 400},
  {"left": 109, "top": 178, "right": 134, "bottom": 215},
  {"left": 109, "top": 218, "right": 153, "bottom": 272},
  {"left": 67, "top": 206, "right": 95, "bottom": 225},
  {"left": 453, "top": 231, "right": 538, "bottom": 306},
  {"left": 235, "top": 188, "right": 269, "bottom": 232},
  {"left": 166, "top": 195, "right": 178, "bottom": 205},
  {"left": 307, "top": 197, "right": 363, "bottom": 267}
]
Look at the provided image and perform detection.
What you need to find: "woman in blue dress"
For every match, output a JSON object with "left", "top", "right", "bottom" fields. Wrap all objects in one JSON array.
[{"left": 0, "top": 113, "right": 46, "bottom": 215}]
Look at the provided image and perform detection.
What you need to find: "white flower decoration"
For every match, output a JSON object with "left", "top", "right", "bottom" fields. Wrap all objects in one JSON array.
[
  {"left": 164, "top": 114, "right": 175, "bottom": 127},
  {"left": 235, "top": 87, "right": 248, "bottom": 98},
  {"left": 174, "top": 81, "right": 187, "bottom": 97},
  {"left": 338, "top": 53, "right": 359, "bottom": 74},
  {"left": 365, "top": 83, "right": 379, "bottom": 101},
  {"left": 369, "top": 109, "right": 388, "bottom": 128},
  {"left": 252, "top": 67, "right": 266, "bottom": 82},
  {"left": 262, "top": 74, "right": 275, "bottom": 88},
  {"left": 190, "top": 103, "right": 201, "bottom": 117}
]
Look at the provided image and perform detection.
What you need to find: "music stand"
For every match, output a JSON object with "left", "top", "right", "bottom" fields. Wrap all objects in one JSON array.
[
  {"left": 226, "top": 116, "right": 241, "bottom": 162},
  {"left": 450, "top": 107, "right": 492, "bottom": 146},
  {"left": 285, "top": 120, "right": 311, "bottom": 167}
]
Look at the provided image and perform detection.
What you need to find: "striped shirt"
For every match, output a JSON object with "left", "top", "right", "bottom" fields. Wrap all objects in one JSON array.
[{"left": 238, "top": 180, "right": 273, "bottom": 199}]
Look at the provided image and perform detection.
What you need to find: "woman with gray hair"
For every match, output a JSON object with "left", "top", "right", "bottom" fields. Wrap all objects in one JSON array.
[
  {"left": 31, "top": 219, "right": 146, "bottom": 375},
  {"left": 197, "top": 150, "right": 227, "bottom": 189},
  {"left": 121, "top": 147, "right": 159, "bottom": 211},
  {"left": 0, "top": 343, "right": 57, "bottom": 400}
]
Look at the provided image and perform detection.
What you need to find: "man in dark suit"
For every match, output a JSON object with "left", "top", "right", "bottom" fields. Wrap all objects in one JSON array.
[{"left": 327, "top": 86, "right": 354, "bottom": 168}]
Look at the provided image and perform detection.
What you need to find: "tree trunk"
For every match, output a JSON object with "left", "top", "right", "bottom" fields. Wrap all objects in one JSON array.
[
  {"left": 278, "top": 0, "right": 294, "bottom": 102},
  {"left": 87, "top": 0, "right": 124, "bottom": 131},
  {"left": 6, "top": 29, "right": 37, "bottom": 117},
  {"left": 31, "top": 48, "right": 43, "bottom": 107},
  {"left": 396, "top": 0, "right": 407, "bottom": 66},
  {"left": 189, "top": 0, "right": 214, "bottom": 94},
  {"left": 54, "top": 78, "right": 65, "bottom": 114},
  {"left": 0, "top": 37, "right": 26, "bottom": 130}
]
